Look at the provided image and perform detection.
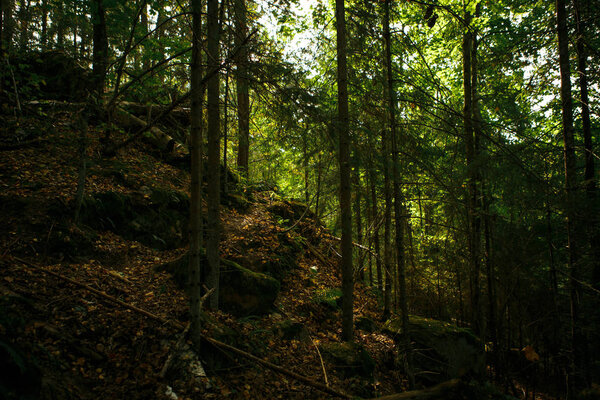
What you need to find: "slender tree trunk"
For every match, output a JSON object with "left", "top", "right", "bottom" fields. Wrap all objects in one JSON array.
[
  {"left": 556, "top": 0, "right": 584, "bottom": 390},
  {"left": 205, "top": 0, "right": 221, "bottom": 310},
  {"left": 189, "top": 0, "right": 204, "bottom": 341},
  {"left": 471, "top": 8, "right": 483, "bottom": 338},
  {"left": 304, "top": 132, "right": 309, "bottom": 204},
  {"left": 371, "top": 168, "right": 383, "bottom": 291},
  {"left": 382, "top": 131, "right": 392, "bottom": 320},
  {"left": 315, "top": 151, "right": 322, "bottom": 223},
  {"left": 56, "top": 0, "right": 64, "bottom": 48},
  {"left": 17, "top": 0, "right": 29, "bottom": 52},
  {"left": 335, "top": 0, "right": 353, "bottom": 342},
  {"left": 40, "top": 0, "right": 47, "bottom": 50},
  {"left": 574, "top": 0, "right": 599, "bottom": 292},
  {"left": 235, "top": 0, "right": 250, "bottom": 178},
  {"left": 384, "top": 0, "right": 413, "bottom": 386},
  {"left": 92, "top": 0, "right": 108, "bottom": 100},
  {"left": 223, "top": 67, "right": 230, "bottom": 195},
  {"left": 462, "top": 8, "right": 481, "bottom": 335},
  {"left": 354, "top": 167, "right": 364, "bottom": 281},
  {"left": 140, "top": 3, "right": 150, "bottom": 71}
]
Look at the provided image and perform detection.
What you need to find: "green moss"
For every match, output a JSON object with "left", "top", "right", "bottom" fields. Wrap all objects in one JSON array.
[
  {"left": 319, "top": 342, "right": 375, "bottom": 378},
  {"left": 384, "top": 316, "right": 485, "bottom": 383}
]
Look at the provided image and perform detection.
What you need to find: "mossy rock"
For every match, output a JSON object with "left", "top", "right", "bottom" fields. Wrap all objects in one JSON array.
[
  {"left": 223, "top": 191, "right": 251, "bottom": 211},
  {"left": 268, "top": 200, "right": 314, "bottom": 223},
  {"left": 319, "top": 342, "right": 375, "bottom": 379},
  {"left": 156, "top": 252, "right": 280, "bottom": 317},
  {"left": 272, "top": 320, "right": 309, "bottom": 341},
  {"left": 220, "top": 259, "right": 280, "bottom": 316},
  {"left": 313, "top": 288, "right": 343, "bottom": 311},
  {"left": 355, "top": 316, "right": 377, "bottom": 333},
  {"left": 384, "top": 316, "right": 485, "bottom": 383},
  {"left": 79, "top": 189, "right": 189, "bottom": 250}
]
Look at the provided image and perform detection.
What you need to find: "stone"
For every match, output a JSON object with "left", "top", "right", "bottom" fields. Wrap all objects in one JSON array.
[{"left": 384, "top": 316, "right": 485, "bottom": 384}]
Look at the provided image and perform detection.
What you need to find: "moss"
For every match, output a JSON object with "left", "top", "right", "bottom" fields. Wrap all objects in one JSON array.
[
  {"left": 157, "top": 252, "right": 280, "bottom": 317},
  {"left": 272, "top": 320, "right": 308, "bottom": 341},
  {"left": 384, "top": 316, "right": 485, "bottom": 383},
  {"left": 312, "top": 287, "right": 343, "bottom": 310},
  {"left": 319, "top": 342, "right": 375, "bottom": 378}
]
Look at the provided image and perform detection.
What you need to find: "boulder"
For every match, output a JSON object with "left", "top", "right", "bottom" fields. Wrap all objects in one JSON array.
[
  {"left": 79, "top": 188, "right": 189, "bottom": 250},
  {"left": 384, "top": 316, "right": 485, "bottom": 384},
  {"left": 355, "top": 316, "right": 377, "bottom": 333},
  {"left": 319, "top": 342, "right": 375, "bottom": 379},
  {"left": 272, "top": 320, "right": 309, "bottom": 341},
  {"left": 156, "top": 252, "right": 280, "bottom": 317},
  {"left": 219, "top": 259, "right": 280, "bottom": 316}
]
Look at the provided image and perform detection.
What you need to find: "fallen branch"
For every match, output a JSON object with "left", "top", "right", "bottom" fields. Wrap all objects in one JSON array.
[
  {"left": 305, "top": 241, "right": 336, "bottom": 270},
  {"left": 330, "top": 235, "right": 379, "bottom": 258},
  {"left": 11, "top": 256, "right": 350, "bottom": 399},
  {"left": 201, "top": 336, "right": 349, "bottom": 398}
]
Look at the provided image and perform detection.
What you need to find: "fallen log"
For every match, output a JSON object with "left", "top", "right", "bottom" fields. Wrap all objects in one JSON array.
[
  {"left": 119, "top": 101, "right": 190, "bottom": 125},
  {"left": 112, "top": 106, "right": 185, "bottom": 155}
]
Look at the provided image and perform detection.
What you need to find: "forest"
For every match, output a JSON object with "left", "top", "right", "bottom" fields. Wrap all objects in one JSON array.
[{"left": 0, "top": 0, "right": 599, "bottom": 398}]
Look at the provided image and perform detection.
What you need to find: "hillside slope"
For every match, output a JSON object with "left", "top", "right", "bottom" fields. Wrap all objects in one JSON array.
[{"left": 0, "top": 109, "right": 503, "bottom": 399}]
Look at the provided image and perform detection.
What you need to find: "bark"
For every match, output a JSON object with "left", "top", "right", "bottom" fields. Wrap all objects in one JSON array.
[
  {"left": 40, "top": 0, "right": 47, "bottom": 49},
  {"left": 235, "top": 0, "right": 250, "bottom": 178},
  {"left": 384, "top": 0, "right": 412, "bottom": 386},
  {"left": 354, "top": 167, "right": 364, "bottom": 281},
  {"left": 1, "top": 0, "right": 15, "bottom": 56},
  {"left": 370, "top": 171, "right": 383, "bottom": 291},
  {"left": 189, "top": 0, "right": 204, "bottom": 343},
  {"left": 335, "top": 0, "right": 353, "bottom": 342},
  {"left": 92, "top": 0, "right": 108, "bottom": 99},
  {"left": 206, "top": 0, "right": 221, "bottom": 310},
  {"left": 223, "top": 67, "right": 230, "bottom": 195},
  {"left": 574, "top": 0, "right": 600, "bottom": 291},
  {"left": 462, "top": 9, "right": 481, "bottom": 335},
  {"left": 556, "top": 0, "right": 585, "bottom": 389}
]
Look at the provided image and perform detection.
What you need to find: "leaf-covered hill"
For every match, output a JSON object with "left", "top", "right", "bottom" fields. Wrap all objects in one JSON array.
[{"left": 0, "top": 109, "right": 516, "bottom": 399}]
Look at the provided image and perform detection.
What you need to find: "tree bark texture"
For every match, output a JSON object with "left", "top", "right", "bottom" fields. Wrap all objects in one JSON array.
[{"left": 335, "top": 0, "right": 354, "bottom": 342}]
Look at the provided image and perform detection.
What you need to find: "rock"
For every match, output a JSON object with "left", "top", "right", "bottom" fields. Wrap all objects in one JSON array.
[
  {"left": 313, "top": 288, "right": 342, "bottom": 311},
  {"left": 355, "top": 316, "right": 377, "bottom": 333},
  {"left": 272, "top": 320, "right": 309, "bottom": 341},
  {"left": 156, "top": 252, "right": 280, "bottom": 317},
  {"left": 79, "top": 188, "right": 189, "bottom": 250},
  {"left": 319, "top": 342, "right": 375, "bottom": 379},
  {"left": 223, "top": 191, "right": 251, "bottom": 211},
  {"left": 219, "top": 259, "right": 280, "bottom": 316},
  {"left": 384, "top": 316, "right": 485, "bottom": 384}
]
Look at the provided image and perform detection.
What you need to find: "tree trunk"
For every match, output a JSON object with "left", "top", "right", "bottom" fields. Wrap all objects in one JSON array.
[
  {"left": 223, "top": 66, "right": 230, "bottom": 195},
  {"left": 92, "top": 0, "right": 108, "bottom": 100},
  {"left": 188, "top": 0, "right": 204, "bottom": 342},
  {"left": 354, "top": 167, "right": 364, "bottom": 281},
  {"left": 40, "top": 0, "right": 47, "bottom": 50},
  {"left": 235, "top": 0, "right": 250, "bottom": 178},
  {"left": 462, "top": 8, "right": 481, "bottom": 335},
  {"left": 384, "top": 0, "right": 412, "bottom": 386},
  {"left": 335, "top": 0, "right": 353, "bottom": 342},
  {"left": 370, "top": 168, "right": 383, "bottom": 291},
  {"left": 206, "top": 0, "right": 221, "bottom": 310},
  {"left": 556, "top": 0, "right": 585, "bottom": 390}
]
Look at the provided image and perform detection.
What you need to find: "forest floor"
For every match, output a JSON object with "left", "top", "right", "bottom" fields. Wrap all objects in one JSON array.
[{"left": 0, "top": 108, "right": 549, "bottom": 399}]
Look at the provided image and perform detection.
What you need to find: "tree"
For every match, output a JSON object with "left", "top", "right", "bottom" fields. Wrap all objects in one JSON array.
[
  {"left": 383, "top": 0, "right": 412, "bottom": 386},
  {"left": 206, "top": 0, "right": 221, "bottom": 309},
  {"left": 189, "top": 0, "right": 204, "bottom": 342},
  {"left": 335, "top": 0, "right": 353, "bottom": 342},
  {"left": 92, "top": 0, "right": 108, "bottom": 99},
  {"left": 235, "top": 0, "right": 250, "bottom": 178},
  {"left": 556, "top": 0, "right": 585, "bottom": 389}
]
